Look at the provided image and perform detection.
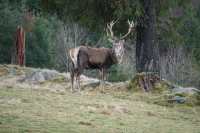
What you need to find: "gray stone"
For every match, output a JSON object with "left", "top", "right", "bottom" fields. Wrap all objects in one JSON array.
[
  {"left": 172, "top": 86, "right": 200, "bottom": 94},
  {"left": 21, "top": 69, "right": 62, "bottom": 83}
]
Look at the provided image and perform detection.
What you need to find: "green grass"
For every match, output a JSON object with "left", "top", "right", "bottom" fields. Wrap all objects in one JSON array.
[{"left": 0, "top": 86, "right": 200, "bottom": 133}]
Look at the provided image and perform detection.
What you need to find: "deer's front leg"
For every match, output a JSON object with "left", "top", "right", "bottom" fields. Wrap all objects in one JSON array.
[
  {"left": 77, "top": 75, "right": 81, "bottom": 93},
  {"left": 99, "top": 68, "right": 104, "bottom": 84},
  {"left": 99, "top": 68, "right": 106, "bottom": 93},
  {"left": 103, "top": 68, "right": 107, "bottom": 82}
]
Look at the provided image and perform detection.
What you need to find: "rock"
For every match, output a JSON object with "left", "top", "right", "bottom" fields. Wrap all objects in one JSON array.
[
  {"left": 172, "top": 96, "right": 186, "bottom": 104},
  {"left": 21, "top": 69, "right": 64, "bottom": 83},
  {"left": 19, "top": 68, "right": 110, "bottom": 89},
  {"left": 172, "top": 86, "right": 200, "bottom": 94},
  {"left": 171, "top": 86, "right": 200, "bottom": 106},
  {"left": 0, "top": 64, "right": 27, "bottom": 76},
  {"left": 0, "top": 65, "right": 115, "bottom": 89},
  {"left": 0, "top": 66, "right": 8, "bottom": 76}
]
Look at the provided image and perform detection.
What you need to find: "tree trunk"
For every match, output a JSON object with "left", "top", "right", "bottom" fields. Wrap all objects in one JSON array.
[
  {"left": 136, "top": 0, "right": 158, "bottom": 73},
  {"left": 13, "top": 26, "right": 26, "bottom": 66}
]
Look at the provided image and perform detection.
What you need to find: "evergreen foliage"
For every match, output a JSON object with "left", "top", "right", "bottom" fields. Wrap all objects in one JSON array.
[{"left": 0, "top": 0, "right": 199, "bottom": 85}]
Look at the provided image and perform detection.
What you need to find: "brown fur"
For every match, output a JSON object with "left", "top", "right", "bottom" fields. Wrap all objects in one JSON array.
[{"left": 78, "top": 46, "right": 117, "bottom": 69}]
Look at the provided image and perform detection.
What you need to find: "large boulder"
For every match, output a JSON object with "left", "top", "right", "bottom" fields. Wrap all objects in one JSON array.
[
  {"left": 21, "top": 69, "right": 68, "bottom": 83},
  {"left": 170, "top": 86, "right": 200, "bottom": 106},
  {"left": 172, "top": 86, "right": 200, "bottom": 94},
  {"left": 20, "top": 67, "right": 105, "bottom": 88}
]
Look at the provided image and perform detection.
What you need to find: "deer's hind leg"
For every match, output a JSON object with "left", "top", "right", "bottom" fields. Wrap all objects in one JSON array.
[
  {"left": 76, "top": 73, "right": 81, "bottom": 93},
  {"left": 75, "top": 67, "right": 83, "bottom": 93},
  {"left": 70, "top": 66, "right": 75, "bottom": 92}
]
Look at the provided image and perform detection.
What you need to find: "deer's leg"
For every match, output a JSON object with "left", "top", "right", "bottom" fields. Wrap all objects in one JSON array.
[
  {"left": 104, "top": 69, "right": 107, "bottom": 81},
  {"left": 102, "top": 68, "right": 106, "bottom": 84},
  {"left": 99, "top": 68, "right": 106, "bottom": 92},
  {"left": 75, "top": 69, "right": 82, "bottom": 92},
  {"left": 77, "top": 74, "right": 81, "bottom": 92},
  {"left": 99, "top": 68, "right": 103, "bottom": 84},
  {"left": 71, "top": 68, "right": 79, "bottom": 92},
  {"left": 70, "top": 65, "right": 75, "bottom": 92},
  {"left": 73, "top": 71, "right": 77, "bottom": 90},
  {"left": 70, "top": 72, "right": 74, "bottom": 92},
  {"left": 99, "top": 69, "right": 103, "bottom": 83}
]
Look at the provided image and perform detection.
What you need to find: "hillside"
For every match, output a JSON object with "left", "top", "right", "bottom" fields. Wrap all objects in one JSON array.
[{"left": 0, "top": 65, "right": 200, "bottom": 133}]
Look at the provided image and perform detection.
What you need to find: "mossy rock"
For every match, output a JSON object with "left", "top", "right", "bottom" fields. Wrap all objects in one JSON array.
[
  {"left": 178, "top": 93, "right": 200, "bottom": 106},
  {"left": 0, "top": 65, "right": 26, "bottom": 76},
  {"left": 152, "top": 95, "right": 175, "bottom": 107},
  {"left": 153, "top": 81, "right": 172, "bottom": 93},
  {"left": 127, "top": 74, "right": 141, "bottom": 92},
  {"left": 151, "top": 92, "right": 200, "bottom": 107},
  {"left": 0, "top": 67, "right": 8, "bottom": 76}
]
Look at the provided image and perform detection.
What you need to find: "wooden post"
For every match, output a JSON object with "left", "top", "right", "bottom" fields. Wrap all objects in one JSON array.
[{"left": 15, "top": 26, "right": 26, "bottom": 66}]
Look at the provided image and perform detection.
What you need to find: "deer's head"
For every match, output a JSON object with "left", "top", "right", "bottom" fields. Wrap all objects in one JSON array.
[{"left": 106, "top": 20, "right": 135, "bottom": 63}]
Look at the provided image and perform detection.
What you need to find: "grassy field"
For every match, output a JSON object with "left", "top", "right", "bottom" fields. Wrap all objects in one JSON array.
[{"left": 0, "top": 85, "right": 199, "bottom": 133}]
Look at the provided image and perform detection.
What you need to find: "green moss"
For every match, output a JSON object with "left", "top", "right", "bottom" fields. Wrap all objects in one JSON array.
[
  {"left": 151, "top": 92, "right": 200, "bottom": 107},
  {"left": 184, "top": 93, "right": 200, "bottom": 106},
  {"left": 151, "top": 94, "right": 175, "bottom": 107},
  {"left": 152, "top": 81, "right": 171, "bottom": 93},
  {"left": 127, "top": 77, "right": 141, "bottom": 92},
  {"left": 50, "top": 75, "right": 66, "bottom": 83},
  {"left": 128, "top": 73, "right": 145, "bottom": 91}
]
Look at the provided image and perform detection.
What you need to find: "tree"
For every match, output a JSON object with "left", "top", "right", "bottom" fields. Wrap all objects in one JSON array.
[
  {"left": 1, "top": 0, "right": 198, "bottom": 74},
  {"left": 136, "top": 0, "right": 157, "bottom": 72}
]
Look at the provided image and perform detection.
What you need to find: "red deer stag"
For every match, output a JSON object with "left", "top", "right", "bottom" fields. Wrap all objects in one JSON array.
[{"left": 69, "top": 20, "right": 134, "bottom": 92}]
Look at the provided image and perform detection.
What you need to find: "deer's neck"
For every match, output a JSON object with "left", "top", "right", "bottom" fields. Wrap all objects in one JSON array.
[{"left": 111, "top": 48, "right": 119, "bottom": 64}]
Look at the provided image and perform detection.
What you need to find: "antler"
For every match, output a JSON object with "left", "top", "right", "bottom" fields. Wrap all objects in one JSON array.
[
  {"left": 119, "top": 20, "right": 134, "bottom": 40},
  {"left": 106, "top": 19, "right": 119, "bottom": 41}
]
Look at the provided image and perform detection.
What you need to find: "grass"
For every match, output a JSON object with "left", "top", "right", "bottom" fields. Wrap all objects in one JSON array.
[{"left": 0, "top": 86, "right": 200, "bottom": 133}]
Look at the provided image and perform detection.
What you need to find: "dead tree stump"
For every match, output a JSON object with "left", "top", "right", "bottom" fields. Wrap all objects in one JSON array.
[
  {"left": 12, "top": 26, "right": 25, "bottom": 66},
  {"left": 129, "top": 72, "right": 161, "bottom": 92}
]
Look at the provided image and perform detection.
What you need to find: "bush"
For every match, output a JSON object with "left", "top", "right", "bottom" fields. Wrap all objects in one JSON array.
[
  {"left": 26, "top": 15, "right": 58, "bottom": 68},
  {"left": 0, "top": 1, "right": 59, "bottom": 69},
  {"left": 0, "top": 2, "right": 24, "bottom": 63},
  {"left": 108, "top": 65, "right": 129, "bottom": 82}
]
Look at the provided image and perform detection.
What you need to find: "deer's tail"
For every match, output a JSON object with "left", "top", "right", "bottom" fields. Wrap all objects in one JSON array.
[{"left": 69, "top": 47, "right": 81, "bottom": 69}]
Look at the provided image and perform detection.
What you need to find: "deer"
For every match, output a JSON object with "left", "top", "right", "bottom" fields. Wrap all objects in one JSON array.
[{"left": 68, "top": 20, "right": 135, "bottom": 92}]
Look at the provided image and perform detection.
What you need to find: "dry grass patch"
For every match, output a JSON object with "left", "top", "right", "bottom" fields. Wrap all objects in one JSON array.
[{"left": 0, "top": 86, "right": 199, "bottom": 133}]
